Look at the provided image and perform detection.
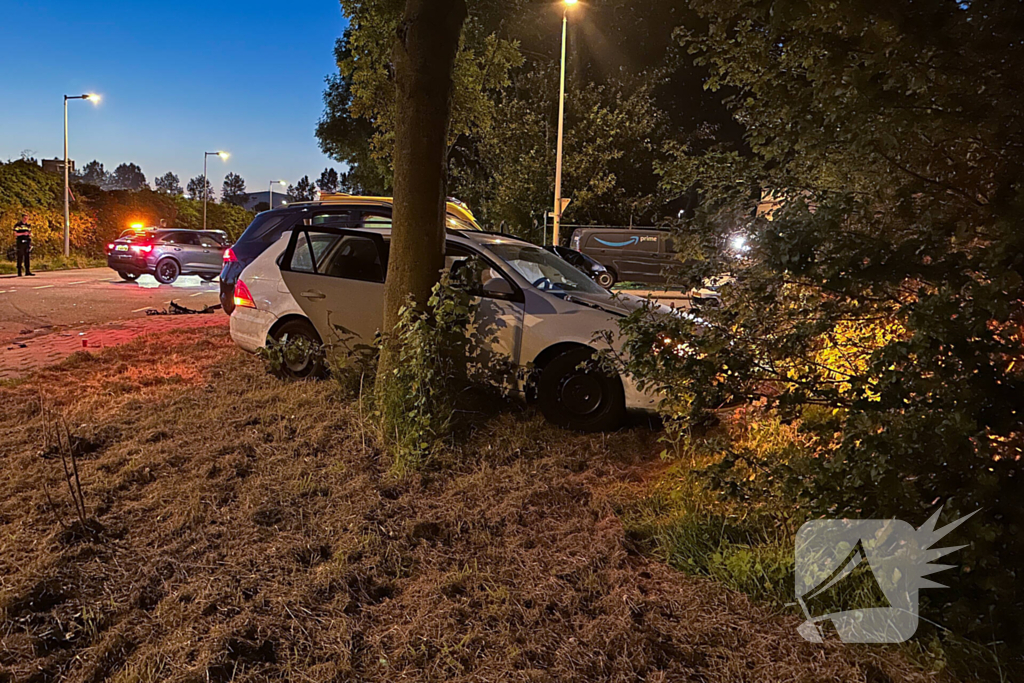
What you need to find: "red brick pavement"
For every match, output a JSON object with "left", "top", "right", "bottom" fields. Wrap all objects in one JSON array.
[{"left": 0, "top": 315, "right": 229, "bottom": 380}]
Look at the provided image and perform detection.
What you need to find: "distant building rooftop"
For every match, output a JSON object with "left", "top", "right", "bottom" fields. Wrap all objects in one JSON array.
[
  {"left": 41, "top": 158, "right": 75, "bottom": 174},
  {"left": 240, "top": 190, "right": 289, "bottom": 211}
]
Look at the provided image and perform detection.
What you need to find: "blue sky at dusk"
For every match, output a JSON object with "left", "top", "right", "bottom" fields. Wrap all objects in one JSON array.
[{"left": 0, "top": 0, "right": 347, "bottom": 197}]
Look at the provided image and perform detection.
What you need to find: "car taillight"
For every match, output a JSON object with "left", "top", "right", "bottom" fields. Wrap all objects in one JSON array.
[
  {"left": 106, "top": 243, "right": 115, "bottom": 252},
  {"left": 130, "top": 244, "right": 153, "bottom": 253},
  {"left": 223, "top": 247, "right": 237, "bottom": 263},
  {"left": 233, "top": 279, "right": 256, "bottom": 309}
]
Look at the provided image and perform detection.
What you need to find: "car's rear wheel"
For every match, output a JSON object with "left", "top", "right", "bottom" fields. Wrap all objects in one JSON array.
[
  {"left": 595, "top": 270, "right": 615, "bottom": 288},
  {"left": 538, "top": 347, "right": 625, "bottom": 432},
  {"left": 154, "top": 258, "right": 180, "bottom": 284},
  {"left": 117, "top": 271, "right": 139, "bottom": 282},
  {"left": 199, "top": 273, "right": 217, "bottom": 282},
  {"left": 270, "top": 319, "right": 325, "bottom": 381}
]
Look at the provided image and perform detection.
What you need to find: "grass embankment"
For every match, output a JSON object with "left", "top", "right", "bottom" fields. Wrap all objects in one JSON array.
[
  {"left": 0, "top": 327, "right": 937, "bottom": 682},
  {"left": 616, "top": 408, "right": 1005, "bottom": 681},
  {"left": 0, "top": 255, "right": 106, "bottom": 275}
]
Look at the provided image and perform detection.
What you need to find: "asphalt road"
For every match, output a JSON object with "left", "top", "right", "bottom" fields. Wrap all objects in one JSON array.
[{"left": 0, "top": 267, "right": 223, "bottom": 345}]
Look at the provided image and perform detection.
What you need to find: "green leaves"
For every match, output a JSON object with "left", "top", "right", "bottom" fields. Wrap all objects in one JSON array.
[{"left": 627, "top": 0, "right": 1024, "bottom": 663}]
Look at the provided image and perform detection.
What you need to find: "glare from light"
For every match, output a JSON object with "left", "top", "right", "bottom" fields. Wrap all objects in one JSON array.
[
  {"left": 729, "top": 235, "right": 749, "bottom": 252},
  {"left": 218, "top": 151, "right": 230, "bottom": 159},
  {"left": 86, "top": 93, "right": 101, "bottom": 103},
  {"left": 564, "top": 0, "right": 579, "bottom": 5},
  {"left": 130, "top": 222, "right": 144, "bottom": 229}
]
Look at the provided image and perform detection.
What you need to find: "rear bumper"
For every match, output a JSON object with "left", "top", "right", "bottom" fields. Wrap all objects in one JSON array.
[
  {"left": 107, "top": 253, "right": 151, "bottom": 274},
  {"left": 229, "top": 306, "right": 277, "bottom": 353}
]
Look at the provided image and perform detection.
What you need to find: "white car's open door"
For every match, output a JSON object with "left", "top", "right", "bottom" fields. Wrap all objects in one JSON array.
[{"left": 278, "top": 226, "right": 388, "bottom": 355}]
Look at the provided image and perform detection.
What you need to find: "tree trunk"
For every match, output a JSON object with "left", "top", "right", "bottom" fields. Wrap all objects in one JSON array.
[{"left": 378, "top": 0, "right": 467, "bottom": 379}]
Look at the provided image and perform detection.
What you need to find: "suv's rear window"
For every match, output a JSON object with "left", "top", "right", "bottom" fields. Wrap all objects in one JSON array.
[{"left": 238, "top": 212, "right": 296, "bottom": 245}]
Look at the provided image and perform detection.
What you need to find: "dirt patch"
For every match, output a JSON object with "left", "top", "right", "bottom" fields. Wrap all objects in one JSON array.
[{"left": 0, "top": 325, "right": 941, "bottom": 682}]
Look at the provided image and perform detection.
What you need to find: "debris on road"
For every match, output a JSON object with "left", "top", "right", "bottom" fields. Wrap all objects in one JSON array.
[{"left": 145, "top": 300, "right": 223, "bottom": 316}]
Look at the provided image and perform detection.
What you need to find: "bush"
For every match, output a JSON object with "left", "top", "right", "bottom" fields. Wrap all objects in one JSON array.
[
  {"left": 0, "top": 160, "right": 254, "bottom": 260},
  {"left": 374, "top": 272, "right": 476, "bottom": 474}
]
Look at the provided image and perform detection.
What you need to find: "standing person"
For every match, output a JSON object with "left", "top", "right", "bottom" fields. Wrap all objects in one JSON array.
[{"left": 13, "top": 214, "right": 33, "bottom": 277}]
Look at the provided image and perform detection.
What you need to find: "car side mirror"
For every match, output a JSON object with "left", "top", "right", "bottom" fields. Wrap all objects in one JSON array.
[{"left": 482, "top": 277, "right": 514, "bottom": 298}]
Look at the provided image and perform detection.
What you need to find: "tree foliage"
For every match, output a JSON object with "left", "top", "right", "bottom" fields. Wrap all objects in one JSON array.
[
  {"left": 109, "top": 163, "right": 148, "bottom": 191},
  {"left": 317, "top": 0, "right": 742, "bottom": 235},
  {"left": 288, "top": 175, "right": 318, "bottom": 201},
  {"left": 616, "top": 0, "right": 1024, "bottom": 666},
  {"left": 222, "top": 172, "right": 248, "bottom": 206},
  {"left": 316, "top": 3, "right": 521, "bottom": 198},
  {"left": 186, "top": 175, "right": 215, "bottom": 202},
  {"left": 154, "top": 172, "right": 182, "bottom": 195},
  {"left": 75, "top": 160, "right": 108, "bottom": 188},
  {"left": 317, "top": 167, "right": 340, "bottom": 194}
]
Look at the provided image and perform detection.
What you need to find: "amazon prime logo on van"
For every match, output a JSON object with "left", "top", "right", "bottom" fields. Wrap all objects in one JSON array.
[
  {"left": 594, "top": 236, "right": 640, "bottom": 247},
  {"left": 794, "top": 506, "right": 976, "bottom": 643}
]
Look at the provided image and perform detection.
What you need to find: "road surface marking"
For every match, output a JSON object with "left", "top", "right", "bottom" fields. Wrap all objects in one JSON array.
[
  {"left": 131, "top": 306, "right": 154, "bottom": 313},
  {"left": 66, "top": 280, "right": 88, "bottom": 285},
  {"left": 101, "top": 278, "right": 117, "bottom": 282},
  {"left": 190, "top": 291, "right": 206, "bottom": 297},
  {"left": 33, "top": 285, "right": 54, "bottom": 290}
]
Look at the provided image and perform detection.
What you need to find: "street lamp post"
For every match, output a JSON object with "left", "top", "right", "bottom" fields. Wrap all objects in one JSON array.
[
  {"left": 203, "top": 151, "right": 229, "bottom": 231},
  {"left": 552, "top": 0, "right": 578, "bottom": 247},
  {"left": 269, "top": 179, "right": 287, "bottom": 211},
  {"left": 63, "top": 93, "right": 99, "bottom": 257}
]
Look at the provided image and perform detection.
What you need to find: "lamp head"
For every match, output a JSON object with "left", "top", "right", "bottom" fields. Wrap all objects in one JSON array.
[
  {"left": 218, "top": 151, "right": 229, "bottom": 160},
  {"left": 85, "top": 93, "right": 101, "bottom": 103},
  {"left": 564, "top": 0, "right": 579, "bottom": 6}
]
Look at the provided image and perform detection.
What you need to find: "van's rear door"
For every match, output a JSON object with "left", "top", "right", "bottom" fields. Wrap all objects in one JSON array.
[{"left": 279, "top": 227, "right": 388, "bottom": 354}]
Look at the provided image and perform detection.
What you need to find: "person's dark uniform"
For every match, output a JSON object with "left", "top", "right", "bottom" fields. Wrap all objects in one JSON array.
[{"left": 13, "top": 217, "right": 33, "bottom": 277}]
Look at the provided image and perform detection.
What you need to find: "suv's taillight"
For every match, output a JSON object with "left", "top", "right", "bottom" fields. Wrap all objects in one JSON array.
[
  {"left": 130, "top": 243, "right": 153, "bottom": 254},
  {"left": 233, "top": 279, "right": 256, "bottom": 309},
  {"left": 223, "top": 247, "right": 237, "bottom": 263}
]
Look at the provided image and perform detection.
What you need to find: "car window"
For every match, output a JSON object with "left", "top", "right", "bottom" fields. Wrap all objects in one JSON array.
[
  {"left": 488, "top": 242, "right": 607, "bottom": 295},
  {"left": 238, "top": 212, "right": 296, "bottom": 244},
  {"left": 290, "top": 230, "right": 386, "bottom": 283},
  {"left": 309, "top": 210, "right": 360, "bottom": 227},
  {"left": 363, "top": 213, "right": 392, "bottom": 230},
  {"left": 198, "top": 234, "right": 222, "bottom": 248},
  {"left": 160, "top": 232, "right": 190, "bottom": 245},
  {"left": 361, "top": 213, "right": 481, "bottom": 232},
  {"left": 288, "top": 231, "right": 337, "bottom": 274},
  {"left": 319, "top": 235, "right": 385, "bottom": 282},
  {"left": 446, "top": 244, "right": 514, "bottom": 299}
]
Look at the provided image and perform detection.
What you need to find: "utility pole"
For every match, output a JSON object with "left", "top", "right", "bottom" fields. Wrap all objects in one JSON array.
[
  {"left": 552, "top": 0, "right": 577, "bottom": 246},
  {"left": 63, "top": 93, "right": 99, "bottom": 257}
]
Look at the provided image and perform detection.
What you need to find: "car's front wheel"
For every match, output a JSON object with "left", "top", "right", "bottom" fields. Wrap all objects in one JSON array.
[
  {"left": 117, "top": 271, "right": 139, "bottom": 282},
  {"left": 538, "top": 347, "right": 625, "bottom": 432},
  {"left": 269, "top": 319, "right": 325, "bottom": 381},
  {"left": 595, "top": 270, "right": 615, "bottom": 288},
  {"left": 154, "top": 258, "right": 180, "bottom": 284}
]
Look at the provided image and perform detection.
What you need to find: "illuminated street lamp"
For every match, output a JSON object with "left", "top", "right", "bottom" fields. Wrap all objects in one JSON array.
[
  {"left": 203, "top": 151, "right": 229, "bottom": 231},
  {"left": 552, "top": 0, "right": 578, "bottom": 246},
  {"left": 63, "top": 93, "right": 100, "bottom": 257},
  {"left": 269, "top": 179, "right": 287, "bottom": 211}
]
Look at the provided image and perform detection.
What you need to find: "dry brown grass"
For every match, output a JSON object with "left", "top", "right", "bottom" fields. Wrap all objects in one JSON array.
[{"left": 0, "top": 326, "right": 943, "bottom": 682}]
